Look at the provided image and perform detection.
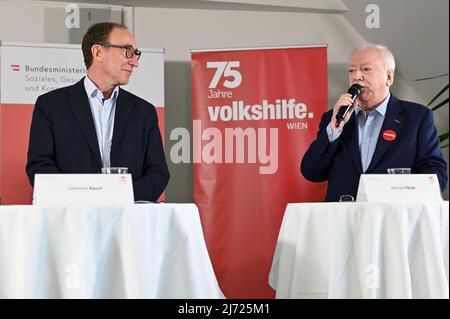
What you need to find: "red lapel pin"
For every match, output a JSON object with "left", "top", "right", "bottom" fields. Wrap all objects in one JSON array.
[{"left": 382, "top": 130, "right": 397, "bottom": 141}]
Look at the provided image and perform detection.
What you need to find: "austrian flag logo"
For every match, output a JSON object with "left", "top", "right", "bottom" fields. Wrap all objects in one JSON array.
[{"left": 10, "top": 64, "right": 20, "bottom": 71}]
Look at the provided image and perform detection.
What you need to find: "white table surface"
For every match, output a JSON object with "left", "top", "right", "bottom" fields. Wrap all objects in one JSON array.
[
  {"left": 269, "top": 202, "right": 449, "bottom": 299},
  {"left": 0, "top": 203, "right": 224, "bottom": 299}
]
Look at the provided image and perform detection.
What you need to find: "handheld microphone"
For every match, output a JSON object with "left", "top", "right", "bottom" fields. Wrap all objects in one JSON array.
[{"left": 335, "top": 84, "right": 362, "bottom": 127}]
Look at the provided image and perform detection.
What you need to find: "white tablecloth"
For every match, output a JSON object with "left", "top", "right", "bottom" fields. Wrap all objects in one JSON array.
[
  {"left": 0, "top": 204, "right": 224, "bottom": 299},
  {"left": 269, "top": 202, "right": 449, "bottom": 299}
]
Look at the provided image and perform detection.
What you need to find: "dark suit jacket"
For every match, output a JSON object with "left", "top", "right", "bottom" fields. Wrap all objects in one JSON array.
[
  {"left": 301, "top": 94, "right": 447, "bottom": 202},
  {"left": 26, "top": 78, "right": 170, "bottom": 202}
]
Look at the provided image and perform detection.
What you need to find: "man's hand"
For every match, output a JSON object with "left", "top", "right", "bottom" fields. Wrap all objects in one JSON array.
[{"left": 330, "top": 93, "right": 358, "bottom": 132}]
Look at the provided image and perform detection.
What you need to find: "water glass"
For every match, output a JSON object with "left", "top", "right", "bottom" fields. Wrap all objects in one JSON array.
[
  {"left": 387, "top": 168, "right": 411, "bottom": 174},
  {"left": 101, "top": 167, "right": 128, "bottom": 174}
]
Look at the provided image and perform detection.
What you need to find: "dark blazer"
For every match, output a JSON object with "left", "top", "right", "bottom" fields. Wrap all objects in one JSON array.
[
  {"left": 301, "top": 94, "right": 447, "bottom": 202},
  {"left": 26, "top": 78, "right": 170, "bottom": 202}
]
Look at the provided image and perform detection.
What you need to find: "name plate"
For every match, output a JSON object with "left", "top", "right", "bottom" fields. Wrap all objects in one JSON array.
[
  {"left": 356, "top": 174, "right": 442, "bottom": 202},
  {"left": 33, "top": 174, "right": 134, "bottom": 206}
]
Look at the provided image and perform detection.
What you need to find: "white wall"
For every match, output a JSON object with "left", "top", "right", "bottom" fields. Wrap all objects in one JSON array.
[{"left": 0, "top": 1, "right": 124, "bottom": 43}]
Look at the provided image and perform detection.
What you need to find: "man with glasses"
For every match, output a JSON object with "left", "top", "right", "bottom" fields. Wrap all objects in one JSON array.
[{"left": 26, "top": 22, "right": 170, "bottom": 202}]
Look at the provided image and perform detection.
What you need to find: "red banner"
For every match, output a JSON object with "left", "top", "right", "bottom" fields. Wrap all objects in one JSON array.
[{"left": 191, "top": 46, "right": 328, "bottom": 298}]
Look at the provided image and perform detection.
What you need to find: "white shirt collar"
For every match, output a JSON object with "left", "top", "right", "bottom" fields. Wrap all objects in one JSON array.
[
  {"left": 354, "top": 92, "right": 390, "bottom": 117},
  {"left": 84, "top": 75, "right": 119, "bottom": 100}
]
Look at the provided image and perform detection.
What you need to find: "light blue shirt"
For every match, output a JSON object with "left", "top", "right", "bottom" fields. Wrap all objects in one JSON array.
[
  {"left": 327, "top": 93, "right": 390, "bottom": 172},
  {"left": 84, "top": 76, "right": 119, "bottom": 168}
]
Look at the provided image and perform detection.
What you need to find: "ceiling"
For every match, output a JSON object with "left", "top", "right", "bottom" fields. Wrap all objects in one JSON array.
[{"left": 33, "top": 0, "right": 348, "bottom": 13}]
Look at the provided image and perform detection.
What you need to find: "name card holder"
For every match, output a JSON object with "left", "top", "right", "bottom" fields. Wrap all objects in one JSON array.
[
  {"left": 33, "top": 174, "right": 134, "bottom": 206},
  {"left": 356, "top": 174, "right": 442, "bottom": 202}
]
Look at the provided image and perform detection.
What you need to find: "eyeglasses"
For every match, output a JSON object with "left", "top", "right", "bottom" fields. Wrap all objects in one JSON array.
[{"left": 97, "top": 42, "right": 141, "bottom": 60}]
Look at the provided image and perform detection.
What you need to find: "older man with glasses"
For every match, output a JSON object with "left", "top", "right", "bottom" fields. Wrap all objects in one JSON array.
[{"left": 26, "top": 22, "right": 170, "bottom": 202}]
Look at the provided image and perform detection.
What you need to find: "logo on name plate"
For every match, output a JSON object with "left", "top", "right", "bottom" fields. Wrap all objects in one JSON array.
[
  {"left": 427, "top": 175, "right": 435, "bottom": 184},
  {"left": 119, "top": 175, "right": 128, "bottom": 183}
]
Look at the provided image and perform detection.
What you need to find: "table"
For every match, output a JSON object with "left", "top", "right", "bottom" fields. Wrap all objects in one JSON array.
[
  {"left": 269, "top": 202, "right": 449, "bottom": 298},
  {"left": 0, "top": 203, "right": 224, "bottom": 298}
]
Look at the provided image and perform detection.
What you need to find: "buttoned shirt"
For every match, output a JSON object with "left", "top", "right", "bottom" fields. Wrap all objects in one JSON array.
[
  {"left": 84, "top": 76, "right": 119, "bottom": 168},
  {"left": 327, "top": 93, "right": 390, "bottom": 172}
]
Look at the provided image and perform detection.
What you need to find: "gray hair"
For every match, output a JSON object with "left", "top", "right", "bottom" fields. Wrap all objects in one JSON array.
[{"left": 354, "top": 43, "right": 396, "bottom": 72}]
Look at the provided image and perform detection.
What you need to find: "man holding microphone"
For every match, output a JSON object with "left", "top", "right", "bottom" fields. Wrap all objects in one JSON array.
[{"left": 301, "top": 43, "right": 447, "bottom": 201}]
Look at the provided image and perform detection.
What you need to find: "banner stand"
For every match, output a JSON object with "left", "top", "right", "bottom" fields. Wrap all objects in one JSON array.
[{"left": 191, "top": 44, "right": 328, "bottom": 298}]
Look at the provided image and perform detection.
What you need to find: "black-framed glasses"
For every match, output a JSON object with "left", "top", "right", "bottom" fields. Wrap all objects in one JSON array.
[{"left": 97, "top": 42, "right": 141, "bottom": 60}]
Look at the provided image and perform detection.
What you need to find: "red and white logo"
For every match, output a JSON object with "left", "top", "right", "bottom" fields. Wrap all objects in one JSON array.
[
  {"left": 10, "top": 64, "right": 20, "bottom": 71},
  {"left": 119, "top": 175, "right": 127, "bottom": 183},
  {"left": 382, "top": 130, "right": 396, "bottom": 141}
]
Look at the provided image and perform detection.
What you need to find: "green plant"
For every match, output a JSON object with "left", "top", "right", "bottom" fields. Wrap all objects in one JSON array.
[{"left": 427, "top": 83, "right": 449, "bottom": 148}]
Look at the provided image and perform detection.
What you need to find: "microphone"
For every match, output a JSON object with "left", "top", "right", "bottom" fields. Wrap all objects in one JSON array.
[{"left": 335, "top": 84, "right": 362, "bottom": 127}]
